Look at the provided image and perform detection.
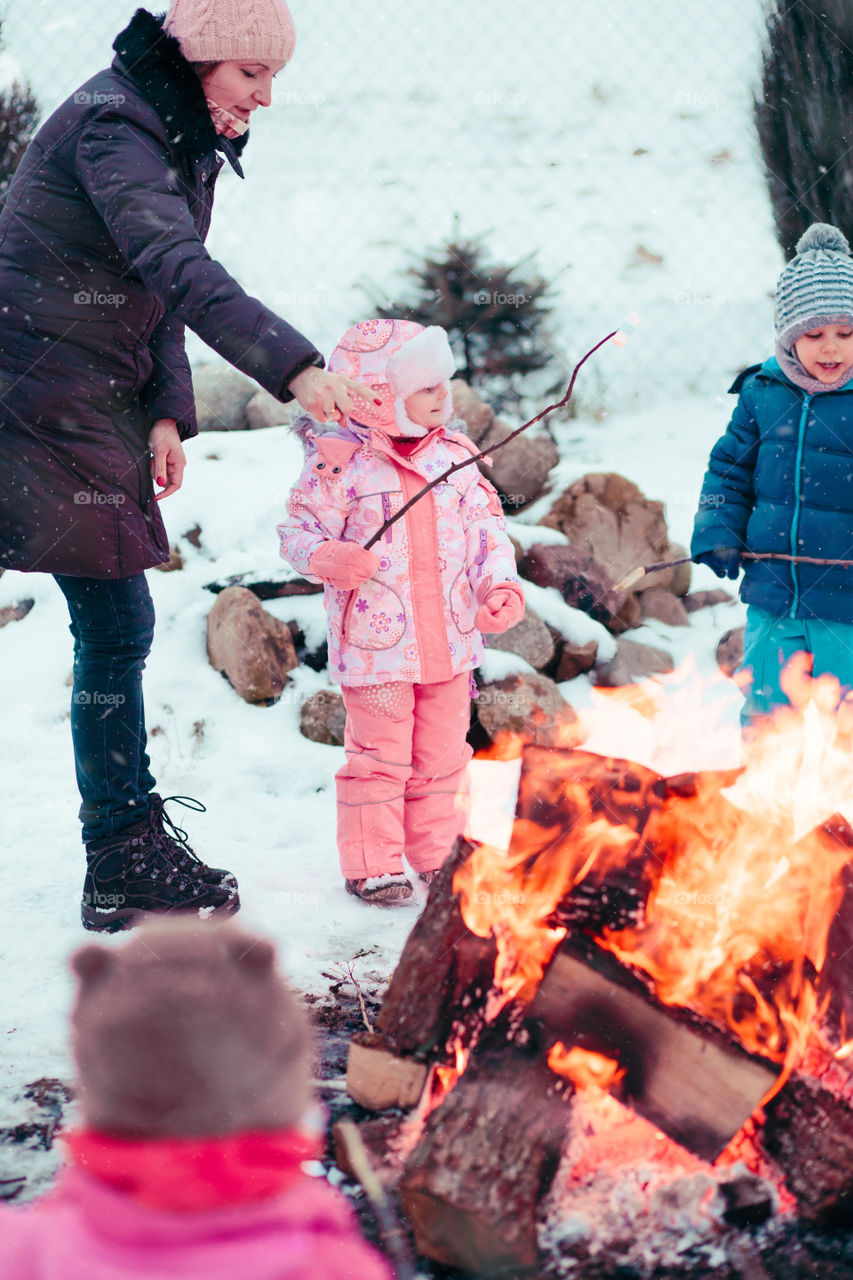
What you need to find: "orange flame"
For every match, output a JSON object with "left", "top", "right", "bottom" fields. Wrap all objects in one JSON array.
[
  {"left": 461, "top": 654, "right": 853, "bottom": 1087},
  {"left": 547, "top": 1042, "right": 626, "bottom": 1092}
]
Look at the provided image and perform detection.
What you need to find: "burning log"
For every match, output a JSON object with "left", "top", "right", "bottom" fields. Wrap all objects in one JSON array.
[
  {"left": 529, "top": 934, "right": 781, "bottom": 1161},
  {"left": 398, "top": 1034, "right": 574, "bottom": 1273},
  {"left": 760, "top": 1051, "right": 853, "bottom": 1225},
  {"left": 376, "top": 837, "right": 498, "bottom": 1059}
]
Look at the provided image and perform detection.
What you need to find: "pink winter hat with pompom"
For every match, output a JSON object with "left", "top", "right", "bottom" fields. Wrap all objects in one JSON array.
[
  {"left": 328, "top": 318, "right": 456, "bottom": 435},
  {"left": 164, "top": 0, "right": 296, "bottom": 65}
]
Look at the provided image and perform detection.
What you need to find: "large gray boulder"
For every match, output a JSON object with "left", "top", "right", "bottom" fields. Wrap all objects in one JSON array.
[
  {"left": 193, "top": 365, "right": 260, "bottom": 432},
  {"left": 484, "top": 608, "right": 556, "bottom": 672},
  {"left": 592, "top": 638, "right": 675, "bottom": 687},
  {"left": 475, "top": 671, "right": 580, "bottom": 747},
  {"left": 207, "top": 586, "right": 297, "bottom": 704}
]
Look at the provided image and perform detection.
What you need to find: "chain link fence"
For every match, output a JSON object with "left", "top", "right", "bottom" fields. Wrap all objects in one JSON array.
[{"left": 0, "top": 0, "right": 784, "bottom": 419}]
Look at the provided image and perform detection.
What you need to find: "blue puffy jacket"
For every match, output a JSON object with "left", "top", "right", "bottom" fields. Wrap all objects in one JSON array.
[{"left": 691, "top": 357, "right": 853, "bottom": 622}]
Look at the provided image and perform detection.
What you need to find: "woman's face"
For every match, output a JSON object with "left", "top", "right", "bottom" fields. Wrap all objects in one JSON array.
[{"left": 201, "top": 60, "right": 287, "bottom": 122}]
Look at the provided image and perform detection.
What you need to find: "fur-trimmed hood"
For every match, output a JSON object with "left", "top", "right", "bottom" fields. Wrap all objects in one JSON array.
[{"left": 112, "top": 8, "right": 249, "bottom": 176}]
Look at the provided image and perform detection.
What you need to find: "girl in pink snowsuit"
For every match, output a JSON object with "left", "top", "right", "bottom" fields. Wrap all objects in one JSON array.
[{"left": 278, "top": 319, "right": 524, "bottom": 905}]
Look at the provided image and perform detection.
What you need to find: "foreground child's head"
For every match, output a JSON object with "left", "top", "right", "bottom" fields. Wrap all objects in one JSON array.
[
  {"left": 71, "top": 918, "right": 312, "bottom": 1137},
  {"left": 328, "top": 320, "right": 456, "bottom": 438},
  {"left": 776, "top": 223, "right": 853, "bottom": 386}
]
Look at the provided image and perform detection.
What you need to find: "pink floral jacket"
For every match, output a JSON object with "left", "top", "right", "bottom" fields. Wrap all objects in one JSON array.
[{"left": 277, "top": 418, "right": 520, "bottom": 686}]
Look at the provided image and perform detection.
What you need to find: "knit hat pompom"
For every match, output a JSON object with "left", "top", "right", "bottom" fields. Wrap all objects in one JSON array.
[
  {"left": 795, "top": 223, "right": 851, "bottom": 258},
  {"left": 775, "top": 221, "right": 853, "bottom": 348},
  {"left": 164, "top": 0, "right": 296, "bottom": 65}
]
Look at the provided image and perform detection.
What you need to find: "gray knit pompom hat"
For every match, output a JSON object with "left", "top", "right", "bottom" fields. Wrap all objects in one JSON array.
[{"left": 775, "top": 223, "right": 853, "bottom": 348}]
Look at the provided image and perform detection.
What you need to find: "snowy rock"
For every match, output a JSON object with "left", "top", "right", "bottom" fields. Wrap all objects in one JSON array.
[
  {"left": 716, "top": 626, "right": 744, "bottom": 677},
  {"left": 450, "top": 379, "right": 495, "bottom": 445},
  {"left": 592, "top": 638, "right": 675, "bottom": 686},
  {"left": 518, "top": 542, "right": 635, "bottom": 633},
  {"left": 206, "top": 586, "right": 297, "bottom": 704},
  {"left": 518, "top": 579, "right": 617, "bottom": 662},
  {"left": 299, "top": 689, "right": 347, "bottom": 746},
  {"left": 639, "top": 588, "right": 690, "bottom": 626},
  {"left": 152, "top": 545, "right": 184, "bottom": 573},
  {"left": 478, "top": 420, "right": 559, "bottom": 511},
  {"left": 193, "top": 364, "right": 258, "bottom": 431},
  {"left": 667, "top": 543, "right": 692, "bottom": 597},
  {"left": 541, "top": 472, "right": 672, "bottom": 592},
  {"left": 0, "top": 598, "right": 34, "bottom": 628},
  {"left": 684, "top": 588, "right": 736, "bottom": 612},
  {"left": 555, "top": 638, "right": 598, "bottom": 681},
  {"left": 475, "top": 671, "right": 580, "bottom": 747},
  {"left": 245, "top": 387, "right": 293, "bottom": 430},
  {"left": 484, "top": 608, "right": 555, "bottom": 671}
]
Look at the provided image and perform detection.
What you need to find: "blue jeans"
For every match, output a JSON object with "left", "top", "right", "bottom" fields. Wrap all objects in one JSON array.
[
  {"left": 739, "top": 605, "right": 853, "bottom": 727},
  {"left": 54, "top": 573, "right": 156, "bottom": 844}
]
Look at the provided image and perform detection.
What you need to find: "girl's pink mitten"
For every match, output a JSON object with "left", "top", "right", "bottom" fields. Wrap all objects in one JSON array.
[
  {"left": 309, "top": 540, "right": 380, "bottom": 589},
  {"left": 474, "top": 583, "right": 525, "bottom": 634}
]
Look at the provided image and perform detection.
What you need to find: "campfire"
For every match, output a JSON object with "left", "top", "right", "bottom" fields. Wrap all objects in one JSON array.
[{"left": 338, "top": 659, "right": 853, "bottom": 1276}]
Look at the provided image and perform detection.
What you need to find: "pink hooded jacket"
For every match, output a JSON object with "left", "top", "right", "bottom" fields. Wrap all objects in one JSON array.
[
  {"left": 0, "top": 1165, "right": 391, "bottom": 1280},
  {"left": 277, "top": 417, "right": 520, "bottom": 686}
]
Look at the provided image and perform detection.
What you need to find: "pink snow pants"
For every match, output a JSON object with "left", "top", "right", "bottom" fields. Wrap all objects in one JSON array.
[{"left": 336, "top": 673, "right": 473, "bottom": 879}]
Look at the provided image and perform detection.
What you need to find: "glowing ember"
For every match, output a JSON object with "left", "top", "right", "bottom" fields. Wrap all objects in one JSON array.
[{"left": 547, "top": 1042, "right": 626, "bottom": 1092}]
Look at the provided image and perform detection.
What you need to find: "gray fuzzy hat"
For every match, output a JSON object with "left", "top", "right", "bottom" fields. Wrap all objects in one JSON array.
[
  {"left": 775, "top": 223, "right": 853, "bottom": 348},
  {"left": 71, "top": 918, "right": 313, "bottom": 1137}
]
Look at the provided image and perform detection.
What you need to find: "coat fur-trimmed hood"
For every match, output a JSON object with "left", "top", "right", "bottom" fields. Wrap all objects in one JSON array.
[{"left": 111, "top": 8, "right": 249, "bottom": 174}]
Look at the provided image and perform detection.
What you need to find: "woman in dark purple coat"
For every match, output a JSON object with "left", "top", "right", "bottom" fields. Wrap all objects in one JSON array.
[{"left": 0, "top": 0, "right": 370, "bottom": 931}]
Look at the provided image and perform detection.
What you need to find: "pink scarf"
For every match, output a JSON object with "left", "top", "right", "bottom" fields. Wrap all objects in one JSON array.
[{"left": 205, "top": 96, "right": 250, "bottom": 140}]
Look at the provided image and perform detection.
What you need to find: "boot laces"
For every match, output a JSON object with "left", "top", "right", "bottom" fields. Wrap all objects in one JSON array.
[{"left": 149, "top": 794, "right": 210, "bottom": 876}]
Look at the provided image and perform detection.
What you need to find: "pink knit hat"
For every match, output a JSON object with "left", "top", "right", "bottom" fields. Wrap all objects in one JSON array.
[
  {"left": 328, "top": 318, "right": 456, "bottom": 436},
  {"left": 164, "top": 0, "right": 296, "bottom": 65}
]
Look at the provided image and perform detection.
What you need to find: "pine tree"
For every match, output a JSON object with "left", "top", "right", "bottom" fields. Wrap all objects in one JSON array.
[
  {"left": 756, "top": 0, "right": 853, "bottom": 257},
  {"left": 0, "top": 16, "right": 39, "bottom": 207},
  {"left": 371, "top": 233, "right": 554, "bottom": 389}
]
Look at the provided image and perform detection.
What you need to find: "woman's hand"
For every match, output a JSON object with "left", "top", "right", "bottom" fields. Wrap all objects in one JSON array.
[
  {"left": 148, "top": 419, "right": 186, "bottom": 502},
  {"left": 288, "top": 366, "right": 378, "bottom": 426}
]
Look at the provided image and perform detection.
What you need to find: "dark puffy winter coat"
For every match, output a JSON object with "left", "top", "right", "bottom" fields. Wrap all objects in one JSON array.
[
  {"left": 0, "top": 7, "right": 322, "bottom": 579},
  {"left": 691, "top": 356, "right": 853, "bottom": 622}
]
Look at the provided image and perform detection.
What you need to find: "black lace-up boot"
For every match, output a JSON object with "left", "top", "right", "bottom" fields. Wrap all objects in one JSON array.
[
  {"left": 147, "top": 794, "right": 238, "bottom": 891},
  {"left": 81, "top": 812, "right": 240, "bottom": 933}
]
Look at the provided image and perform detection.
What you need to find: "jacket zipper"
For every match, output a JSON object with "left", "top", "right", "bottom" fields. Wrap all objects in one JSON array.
[{"left": 789, "top": 393, "right": 811, "bottom": 618}]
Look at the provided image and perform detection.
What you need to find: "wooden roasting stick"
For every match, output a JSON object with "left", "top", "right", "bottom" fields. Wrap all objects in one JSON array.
[
  {"left": 615, "top": 551, "right": 853, "bottom": 594},
  {"left": 363, "top": 329, "right": 619, "bottom": 550},
  {"left": 335, "top": 1120, "right": 417, "bottom": 1280}
]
